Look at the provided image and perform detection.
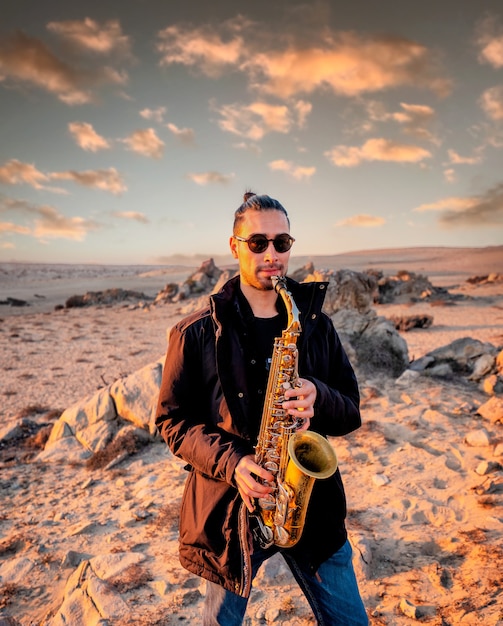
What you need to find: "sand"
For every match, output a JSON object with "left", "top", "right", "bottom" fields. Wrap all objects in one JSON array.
[{"left": 1, "top": 246, "right": 502, "bottom": 625}]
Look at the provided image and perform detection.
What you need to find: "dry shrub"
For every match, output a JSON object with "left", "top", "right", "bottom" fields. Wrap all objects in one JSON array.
[
  {"left": 85, "top": 431, "right": 148, "bottom": 471},
  {"left": 0, "top": 582, "right": 19, "bottom": 609},
  {"left": 148, "top": 501, "right": 180, "bottom": 533},
  {"left": 108, "top": 563, "right": 153, "bottom": 594},
  {"left": 0, "top": 534, "right": 26, "bottom": 558}
]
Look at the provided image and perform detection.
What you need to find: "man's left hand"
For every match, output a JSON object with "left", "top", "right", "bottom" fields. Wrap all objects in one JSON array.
[{"left": 282, "top": 377, "right": 316, "bottom": 430}]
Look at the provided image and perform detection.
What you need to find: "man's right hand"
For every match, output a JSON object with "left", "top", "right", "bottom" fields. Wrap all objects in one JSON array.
[{"left": 234, "top": 454, "right": 275, "bottom": 512}]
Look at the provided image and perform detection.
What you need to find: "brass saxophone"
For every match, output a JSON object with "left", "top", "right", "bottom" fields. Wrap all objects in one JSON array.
[{"left": 253, "top": 276, "right": 338, "bottom": 549}]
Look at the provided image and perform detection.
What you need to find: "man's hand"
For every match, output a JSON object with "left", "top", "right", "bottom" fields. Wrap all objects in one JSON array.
[
  {"left": 282, "top": 377, "right": 316, "bottom": 430},
  {"left": 234, "top": 455, "right": 274, "bottom": 512}
]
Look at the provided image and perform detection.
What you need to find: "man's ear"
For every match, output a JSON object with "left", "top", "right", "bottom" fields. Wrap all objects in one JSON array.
[{"left": 229, "top": 236, "right": 239, "bottom": 259}]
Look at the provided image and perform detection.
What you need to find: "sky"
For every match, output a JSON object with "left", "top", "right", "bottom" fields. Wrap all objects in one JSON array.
[{"left": 0, "top": 0, "right": 502, "bottom": 265}]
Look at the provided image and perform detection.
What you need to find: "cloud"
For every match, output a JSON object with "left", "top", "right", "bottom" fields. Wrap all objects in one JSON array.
[
  {"left": 364, "top": 101, "right": 439, "bottom": 143},
  {"left": 444, "top": 168, "right": 456, "bottom": 183},
  {"left": 0, "top": 159, "right": 50, "bottom": 189},
  {"left": 268, "top": 159, "right": 316, "bottom": 180},
  {"left": 121, "top": 128, "right": 164, "bottom": 158},
  {"left": 112, "top": 210, "right": 149, "bottom": 223},
  {"left": 0, "top": 195, "right": 100, "bottom": 240},
  {"left": 412, "top": 184, "right": 503, "bottom": 227},
  {"left": 68, "top": 122, "right": 111, "bottom": 152},
  {"left": 46, "top": 17, "right": 133, "bottom": 59},
  {"left": 0, "top": 221, "right": 31, "bottom": 235},
  {"left": 479, "top": 85, "right": 503, "bottom": 120},
  {"left": 167, "top": 122, "right": 195, "bottom": 144},
  {"left": 335, "top": 214, "right": 386, "bottom": 227},
  {"left": 186, "top": 171, "right": 234, "bottom": 185},
  {"left": 325, "top": 138, "right": 432, "bottom": 167},
  {"left": 446, "top": 149, "right": 482, "bottom": 165},
  {"left": 140, "top": 107, "right": 167, "bottom": 123},
  {"left": 475, "top": 14, "right": 503, "bottom": 69},
  {"left": 157, "top": 17, "right": 248, "bottom": 76},
  {"left": 157, "top": 20, "right": 451, "bottom": 99},
  {"left": 0, "top": 30, "right": 128, "bottom": 104},
  {"left": 215, "top": 100, "right": 306, "bottom": 140},
  {"left": 50, "top": 167, "right": 127, "bottom": 194}
]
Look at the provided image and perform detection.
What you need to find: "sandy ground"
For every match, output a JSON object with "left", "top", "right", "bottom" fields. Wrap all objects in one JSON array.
[{"left": 1, "top": 247, "right": 502, "bottom": 625}]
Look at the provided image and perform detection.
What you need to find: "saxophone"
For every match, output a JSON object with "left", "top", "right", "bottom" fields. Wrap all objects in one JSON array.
[{"left": 253, "top": 276, "right": 338, "bottom": 549}]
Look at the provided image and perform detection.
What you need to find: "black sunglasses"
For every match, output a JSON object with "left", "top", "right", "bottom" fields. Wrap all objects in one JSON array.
[{"left": 234, "top": 233, "right": 295, "bottom": 254}]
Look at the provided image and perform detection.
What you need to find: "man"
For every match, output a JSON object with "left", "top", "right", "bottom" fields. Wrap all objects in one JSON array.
[{"left": 156, "top": 192, "right": 368, "bottom": 625}]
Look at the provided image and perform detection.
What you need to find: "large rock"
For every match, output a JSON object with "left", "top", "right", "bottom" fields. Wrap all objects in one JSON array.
[
  {"left": 110, "top": 361, "right": 162, "bottom": 435},
  {"left": 301, "top": 267, "right": 376, "bottom": 315}
]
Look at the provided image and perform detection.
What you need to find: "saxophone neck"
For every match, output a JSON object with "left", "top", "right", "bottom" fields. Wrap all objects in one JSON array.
[{"left": 272, "top": 275, "right": 301, "bottom": 335}]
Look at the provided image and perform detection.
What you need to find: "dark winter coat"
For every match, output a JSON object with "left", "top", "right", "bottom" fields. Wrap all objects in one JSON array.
[{"left": 155, "top": 275, "right": 361, "bottom": 597}]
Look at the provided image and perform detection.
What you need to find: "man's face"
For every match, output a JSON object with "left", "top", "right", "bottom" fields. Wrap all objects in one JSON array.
[{"left": 230, "top": 209, "right": 292, "bottom": 291}]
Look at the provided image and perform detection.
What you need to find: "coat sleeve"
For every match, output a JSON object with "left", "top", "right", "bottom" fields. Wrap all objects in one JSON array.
[
  {"left": 155, "top": 321, "right": 252, "bottom": 486},
  {"left": 305, "top": 316, "right": 361, "bottom": 437}
]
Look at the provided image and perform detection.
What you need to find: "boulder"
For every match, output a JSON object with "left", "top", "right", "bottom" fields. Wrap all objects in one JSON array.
[{"left": 110, "top": 361, "right": 162, "bottom": 435}]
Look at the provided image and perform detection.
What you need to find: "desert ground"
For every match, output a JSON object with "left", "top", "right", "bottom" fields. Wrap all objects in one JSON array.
[{"left": 0, "top": 246, "right": 502, "bottom": 625}]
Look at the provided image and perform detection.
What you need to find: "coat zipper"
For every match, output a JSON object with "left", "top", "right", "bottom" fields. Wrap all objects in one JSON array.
[{"left": 238, "top": 502, "right": 252, "bottom": 597}]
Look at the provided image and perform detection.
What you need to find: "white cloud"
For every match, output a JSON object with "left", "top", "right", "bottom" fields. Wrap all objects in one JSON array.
[
  {"left": 0, "top": 195, "right": 101, "bottom": 241},
  {"left": 479, "top": 85, "right": 503, "bottom": 120},
  {"left": 68, "top": 122, "right": 111, "bottom": 152},
  {"left": 413, "top": 184, "right": 503, "bottom": 227},
  {"left": 0, "top": 159, "right": 50, "bottom": 189},
  {"left": 325, "top": 138, "right": 432, "bottom": 167},
  {"left": 215, "top": 100, "right": 305, "bottom": 140},
  {"left": 335, "top": 214, "right": 386, "bottom": 227},
  {"left": 112, "top": 210, "right": 149, "bottom": 224},
  {"left": 157, "top": 20, "right": 451, "bottom": 99},
  {"left": 475, "top": 14, "right": 503, "bottom": 68},
  {"left": 122, "top": 128, "right": 164, "bottom": 158},
  {"left": 0, "top": 31, "right": 128, "bottom": 105},
  {"left": 268, "top": 159, "right": 316, "bottom": 180},
  {"left": 46, "top": 17, "right": 134, "bottom": 59},
  {"left": 186, "top": 171, "right": 234, "bottom": 185},
  {"left": 140, "top": 107, "right": 167, "bottom": 123},
  {"left": 446, "top": 149, "right": 482, "bottom": 165},
  {"left": 50, "top": 167, "right": 127, "bottom": 194},
  {"left": 167, "top": 122, "right": 195, "bottom": 144}
]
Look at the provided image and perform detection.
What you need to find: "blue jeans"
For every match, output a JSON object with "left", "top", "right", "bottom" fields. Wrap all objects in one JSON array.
[{"left": 203, "top": 539, "right": 368, "bottom": 625}]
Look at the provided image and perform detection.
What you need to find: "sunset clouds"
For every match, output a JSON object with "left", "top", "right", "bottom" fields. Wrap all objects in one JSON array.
[
  {"left": 1, "top": 4, "right": 502, "bottom": 260},
  {"left": 0, "top": 28, "right": 128, "bottom": 105},
  {"left": 413, "top": 184, "right": 503, "bottom": 227},
  {"left": 0, "top": 195, "right": 100, "bottom": 241},
  {"left": 68, "top": 122, "right": 111, "bottom": 152},
  {"left": 325, "top": 138, "right": 432, "bottom": 167},
  {"left": 156, "top": 20, "right": 451, "bottom": 99}
]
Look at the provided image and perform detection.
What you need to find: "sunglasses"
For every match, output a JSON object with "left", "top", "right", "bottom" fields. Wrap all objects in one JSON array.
[{"left": 234, "top": 233, "right": 295, "bottom": 254}]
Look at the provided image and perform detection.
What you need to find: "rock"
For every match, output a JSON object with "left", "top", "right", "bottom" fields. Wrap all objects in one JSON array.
[
  {"left": 372, "top": 474, "right": 390, "bottom": 486},
  {"left": 388, "top": 314, "right": 433, "bottom": 331},
  {"left": 395, "top": 369, "right": 421, "bottom": 386},
  {"left": 475, "top": 460, "right": 502, "bottom": 475},
  {"left": 0, "top": 556, "right": 35, "bottom": 585},
  {"left": 481, "top": 374, "right": 503, "bottom": 395},
  {"left": 375, "top": 270, "right": 451, "bottom": 304},
  {"left": 65, "top": 288, "right": 150, "bottom": 308},
  {"left": 426, "top": 338, "right": 498, "bottom": 377},
  {"left": 304, "top": 268, "right": 376, "bottom": 315},
  {"left": 110, "top": 361, "right": 162, "bottom": 435},
  {"left": 469, "top": 353, "right": 496, "bottom": 380},
  {"left": 350, "top": 532, "right": 373, "bottom": 580},
  {"left": 465, "top": 428, "right": 491, "bottom": 447},
  {"left": 51, "top": 560, "right": 129, "bottom": 625},
  {"left": 477, "top": 396, "right": 503, "bottom": 423}
]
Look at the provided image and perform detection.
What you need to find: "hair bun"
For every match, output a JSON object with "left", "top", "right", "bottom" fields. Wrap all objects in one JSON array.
[{"left": 243, "top": 191, "right": 256, "bottom": 202}]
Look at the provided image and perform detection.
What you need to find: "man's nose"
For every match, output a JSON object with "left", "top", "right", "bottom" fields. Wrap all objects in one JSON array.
[{"left": 263, "top": 240, "right": 278, "bottom": 260}]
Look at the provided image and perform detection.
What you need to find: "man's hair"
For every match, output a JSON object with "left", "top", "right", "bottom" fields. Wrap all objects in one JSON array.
[{"left": 233, "top": 191, "right": 290, "bottom": 234}]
